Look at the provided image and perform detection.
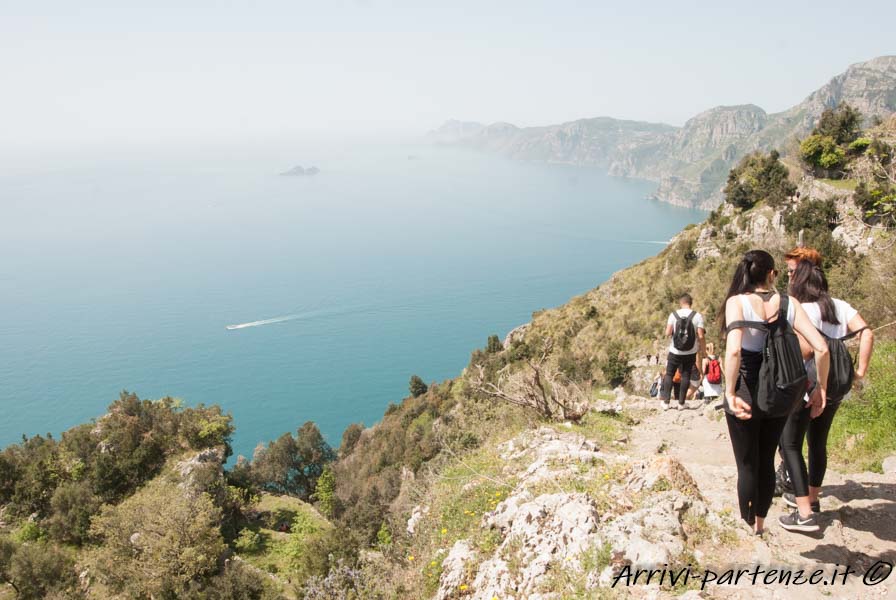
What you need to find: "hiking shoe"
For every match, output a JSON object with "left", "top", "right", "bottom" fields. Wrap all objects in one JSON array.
[
  {"left": 783, "top": 493, "right": 820, "bottom": 513},
  {"left": 778, "top": 510, "right": 819, "bottom": 533}
]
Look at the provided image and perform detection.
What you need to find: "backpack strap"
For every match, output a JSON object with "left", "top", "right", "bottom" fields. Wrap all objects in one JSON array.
[
  {"left": 776, "top": 294, "right": 790, "bottom": 329},
  {"left": 684, "top": 311, "right": 697, "bottom": 328},
  {"left": 839, "top": 326, "right": 868, "bottom": 341},
  {"left": 726, "top": 320, "right": 768, "bottom": 332}
]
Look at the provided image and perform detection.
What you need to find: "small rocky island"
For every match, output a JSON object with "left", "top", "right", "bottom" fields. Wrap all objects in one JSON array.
[{"left": 280, "top": 165, "right": 320, "bottom": 176}]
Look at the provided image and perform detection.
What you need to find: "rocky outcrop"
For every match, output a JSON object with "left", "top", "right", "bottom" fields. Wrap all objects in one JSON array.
[
  {"left": 433, "top": 424, "right": 728, "bottom": 600},
  {"left": 503, "top": 323, "right": 530, "bottom": 349},
  {"left": 175, "top": 446, "right": 225, "bottom": 493},
  {"left": 430, "top": 56, "right": 896, "bottom": 209}
]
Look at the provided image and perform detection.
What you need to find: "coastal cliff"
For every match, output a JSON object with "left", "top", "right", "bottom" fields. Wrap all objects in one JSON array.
[{"left": 429, "top": 56, "right": 896, "bottom": 209}]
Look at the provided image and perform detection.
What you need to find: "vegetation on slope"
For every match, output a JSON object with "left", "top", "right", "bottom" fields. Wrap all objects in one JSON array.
[{"left": 1, "top": 107, "right": 895, "bottom": 600}]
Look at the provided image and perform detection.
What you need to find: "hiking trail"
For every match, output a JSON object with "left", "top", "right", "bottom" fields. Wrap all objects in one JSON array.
[{"left": 625, "top": 395, "right": 896, "bottom": 598}]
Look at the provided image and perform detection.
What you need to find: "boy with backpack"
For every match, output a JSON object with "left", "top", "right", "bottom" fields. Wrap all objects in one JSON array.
[{"left": 659, "top": 293, "right": 706, "bottom": 410}]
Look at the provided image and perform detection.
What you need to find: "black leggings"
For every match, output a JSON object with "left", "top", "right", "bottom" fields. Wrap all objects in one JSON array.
[
  {"left": 725, "top": 351, "right": 788, "bottom": 523},
  {"left": 726, "top": 412, "right": 788, "bottom": 523},
  {"left": 779, "top": 399, "right": 842, "bottom": 497},
  {"left": 660, "top": 352, "right": 696, "bottom": 404}
]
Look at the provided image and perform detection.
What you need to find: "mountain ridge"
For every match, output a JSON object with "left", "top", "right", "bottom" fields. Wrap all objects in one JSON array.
[{"left": 428, "top": 55, "right": 896, "bottom": 209}]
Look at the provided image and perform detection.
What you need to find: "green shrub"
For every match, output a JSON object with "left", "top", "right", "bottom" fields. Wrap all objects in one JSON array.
[
  {"left": 375, "top": 521, "right": 392, "bottom": 549},
  {"left": 598, "top": 343, "right": 634, "bottom": 387},
  {"left": 13, "top": 521, "right": 45, "bottom": 543},
  {"left": 724, "top": 150, "right": 795, "bottom": 209},
  {"left": 47, "top": 480, "right": 101, "bottom": 545},
  {"left": 800, "top": 134, "right": 845, "bottom": 172},
  {"left": 848, "top": 137, "right": 871, "bottom": 154},
  {"left": 854, "top": 183, "right": 896, "bottom": 227},
  {"left": 195, "top": 560, "right": 282, "bottom": 600},
  {"left": 557, "top": 349, "right": 594, "bottom": 382},
  {"left": 0, "top": 540, "right": 80, "bottom": 600},
  {"left": 486, "top": 335, "right": 504, "bottom": 354},
  {"left": 234, "top": 528, "right": 264, "bottom": 554},
  {"left": 783, "top": 198, "right": 838, "bottom": 234},
  {"left": 409, "top": 375, "right": 428, "bottom": 398},
  {"left": 89, "top": 478, "right": 226, "bottom": 598}
]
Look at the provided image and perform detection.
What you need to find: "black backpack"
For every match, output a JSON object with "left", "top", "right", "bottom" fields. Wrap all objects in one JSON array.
[
  {"left": 672, "top": 310, "right": 697, "bottom": 351},
  {"left": 729, "top": 294, "right": 807, "bottom": 417},
  {"left": 822, "top": 326, "right": 867, "bottom": 400}
]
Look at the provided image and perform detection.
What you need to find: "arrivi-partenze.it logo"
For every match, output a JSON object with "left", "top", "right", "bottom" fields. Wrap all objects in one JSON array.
[{"left": 610, "top": 560, "right": 893, "bottom": 590}]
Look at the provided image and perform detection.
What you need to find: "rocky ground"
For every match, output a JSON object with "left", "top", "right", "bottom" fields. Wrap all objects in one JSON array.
[
  {"left": 424, "top": 392, "right": 896, "bottom": 599},
  {"left": 627, "top": 394, "right": 896, "bottom": 599}
]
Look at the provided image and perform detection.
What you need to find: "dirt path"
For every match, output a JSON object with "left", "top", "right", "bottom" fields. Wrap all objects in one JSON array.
[{"left": 626, "top": 397, "right": 896, "bottom": 599}]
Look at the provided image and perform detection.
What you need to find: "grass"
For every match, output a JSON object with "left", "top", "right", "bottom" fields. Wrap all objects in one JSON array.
[
  {"left": 827, "top": 340, "right": 896, "bottom": 472},
  {"left": 569, "top": 409, "right": 634, "bottom": 447},
  {"left": 400, "top": 440, "right": 521, "bottom": 598},
  {"left": 236, "top": 493, "right": 331, "bottom": 581},
  {"left": 818, "top": 178, "right": 859, "bottom": 191}
]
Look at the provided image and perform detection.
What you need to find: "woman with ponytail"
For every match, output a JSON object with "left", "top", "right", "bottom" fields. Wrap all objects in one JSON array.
[
  {"left": 719, "top": 250, "right": 830, "bottom": 535},
  {"left": 778, "top": 259, "right": 875, "bottom": 533}
]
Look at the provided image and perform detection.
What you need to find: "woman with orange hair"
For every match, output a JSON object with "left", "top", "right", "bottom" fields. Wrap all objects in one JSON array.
[{"left": 784, "top": 247, "right": 822, "bottom": 278}]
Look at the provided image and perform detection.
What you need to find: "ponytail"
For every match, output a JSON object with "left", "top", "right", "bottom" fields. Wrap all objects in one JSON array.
[{"left": 717, "top": 250, "right": 776, "bottom": 330}]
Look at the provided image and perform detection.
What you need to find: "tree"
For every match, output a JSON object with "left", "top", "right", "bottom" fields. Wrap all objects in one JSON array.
[
  {"left": 598, "top": 342, "right": 634, "bottom": 387},
  {"left": 194, "top": 561, "right": 281, "bottom": 600},
  {"left": 783, "top": 198, "right": 838, "bottom": 234},
  {"left": 486, "top": 335, "right": 504, "bottom": 354},
  {"left": 408, "top": 375, "right": 428, "bottom": 398},
  {"left": 471, "top": 338, "right": 589, "bottom": 421},
  {"left": 47, "top": 480, "right": 101, "bottom": 545},
  {"left": 339, "top": 423, "right": 364, "bottom": 457},
  {"left": 89, "top": 479, "right": 226, "bottom": 598},
  {"left": 724, "top": 150, "right": 795, "bottom": 209},
  {"left": 815, "top": 102, "right": 862, "bottom": 145},
  {"left": 0, "top": 539, "right": 80, "bottom": 600},
  {"left": 312, "top": 465, "right": 338, "bottom": 518},
  {"left": 251, "top": 422, "right": 335, "bottom": 499}
]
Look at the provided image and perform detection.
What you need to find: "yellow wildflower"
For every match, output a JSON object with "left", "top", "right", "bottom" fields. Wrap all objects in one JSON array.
[
  {"left": 460, "top": 584, "right": 468, "bottom": 591},
  {"left": 408, "top": 555, "right": 415, "bottom": 561},
  {"left": 441, "top": 527, "right": 448, "bottom": 534}
]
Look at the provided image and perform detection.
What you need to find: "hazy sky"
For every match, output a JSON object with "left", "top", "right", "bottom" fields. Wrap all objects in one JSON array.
[{"left": 2, "top": 0, "right": 894, "bottom": 151}]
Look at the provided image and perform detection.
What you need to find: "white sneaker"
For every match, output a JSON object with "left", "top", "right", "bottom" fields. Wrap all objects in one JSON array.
[
  {"left": 662, "top": 401, "right": 670, "bottom": 411},
  {"left": 677, "top": 402, "right": 685, "bottom": 411}
]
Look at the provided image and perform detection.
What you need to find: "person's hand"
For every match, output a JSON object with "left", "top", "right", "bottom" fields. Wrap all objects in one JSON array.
[
  {"left": 728, "top": 392, "right": 751, "bottom": 420},
  {"left": 808, "top": 387, "right": 826, "bottom": 419}
]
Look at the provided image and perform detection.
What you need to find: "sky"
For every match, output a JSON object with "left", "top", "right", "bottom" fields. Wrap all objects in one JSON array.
[{"left": 1, "top": 0, "right": 895, "bottom": 153}]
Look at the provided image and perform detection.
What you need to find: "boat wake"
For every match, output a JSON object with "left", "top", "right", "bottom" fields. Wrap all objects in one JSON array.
[
  {"left": 225, "top": 305, "right": 369, "bottom": 331},
  {"left": 225, "top": 314, "right": 303, "bottom": 330}
]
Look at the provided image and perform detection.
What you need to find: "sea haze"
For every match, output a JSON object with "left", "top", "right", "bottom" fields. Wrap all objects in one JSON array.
[{"left": 0, "top": 142, "right": 703, "bottom": 458}]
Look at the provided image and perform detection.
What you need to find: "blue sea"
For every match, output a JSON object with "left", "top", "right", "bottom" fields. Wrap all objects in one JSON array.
[{"left": 0, "top": 140, "right": 702, "bottom": 458}]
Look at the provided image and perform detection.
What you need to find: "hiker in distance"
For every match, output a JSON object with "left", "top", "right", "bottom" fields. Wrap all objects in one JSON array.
[
  {"left": 777, "top": 257, "right": 875, "bottom": 533},
  {"left": 720, "top": 250, "right": 830, "bottom": 536},
  {"left": 701, "top": 342, "right": 724, "bottom": 407},
  {"left": 659, "top": 293, "right": 705, "bottom": 410}
]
